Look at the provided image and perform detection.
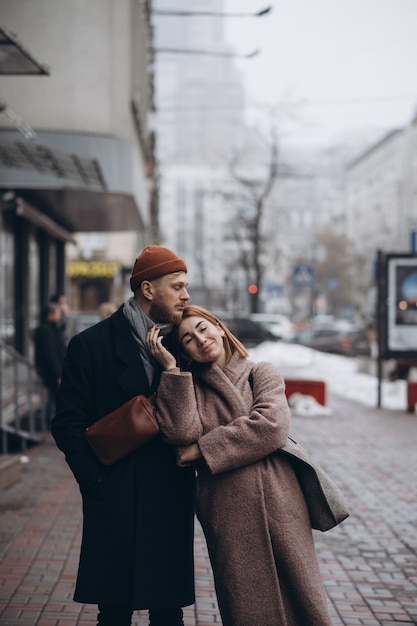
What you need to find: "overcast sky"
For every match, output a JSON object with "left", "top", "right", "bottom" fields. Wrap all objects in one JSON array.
[{"left": 224, "top": 0, "right": 417, "bottom": 148}]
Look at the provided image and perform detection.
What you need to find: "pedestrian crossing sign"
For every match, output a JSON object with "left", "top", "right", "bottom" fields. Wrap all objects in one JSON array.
[{"left": 293, "top": 264, "right": 314, "bottom": 288}]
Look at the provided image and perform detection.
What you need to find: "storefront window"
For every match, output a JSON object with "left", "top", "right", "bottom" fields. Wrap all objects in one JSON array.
[
  {"left": 0, "top": 212, "right": 15, "bottom": 345},
  {"left": 48, "top": 240, "right": 57, "bottom": 296},
  {"left": 28, "top": 231, "right": 40, "bottom": 351}
]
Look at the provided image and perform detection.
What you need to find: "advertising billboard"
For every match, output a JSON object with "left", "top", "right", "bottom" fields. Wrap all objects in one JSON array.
[{"left": 385, "top": 254, "right": 417, "bottom": 354}]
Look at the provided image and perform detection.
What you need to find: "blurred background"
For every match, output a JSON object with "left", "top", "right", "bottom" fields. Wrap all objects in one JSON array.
[{"left": 1, "top": 0, "right": 416, "bottom": 445}]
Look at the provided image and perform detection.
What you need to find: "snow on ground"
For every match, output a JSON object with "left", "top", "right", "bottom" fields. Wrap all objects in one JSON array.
[{"left": 248, "top": 341, "right": 408, "bottom": 412}]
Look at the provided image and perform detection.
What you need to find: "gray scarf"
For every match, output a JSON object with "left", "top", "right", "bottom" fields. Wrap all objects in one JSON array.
[{"left": 123, "top": 297, "right": 174, "bottom": 385}]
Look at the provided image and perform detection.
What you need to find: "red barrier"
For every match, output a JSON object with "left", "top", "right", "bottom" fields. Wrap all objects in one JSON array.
[
  {"left": 284, "top": 379, "right": 326, "bottom": 406},
  {"left": 407, "top": 381, "right": 417, "bottom": 412}
]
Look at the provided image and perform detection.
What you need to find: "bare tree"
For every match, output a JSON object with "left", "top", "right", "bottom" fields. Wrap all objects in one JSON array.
[
  {"left": 223, "top": 128, "right": 280, "bottom": 313},
  {"left": 312, "top": 229, "right": 358, "bottom": 317}
]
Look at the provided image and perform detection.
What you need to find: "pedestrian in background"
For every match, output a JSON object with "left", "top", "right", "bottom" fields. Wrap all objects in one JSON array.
[
  {"left": 148, "top": 304, "right": 333, "bottom": 626},
  {"left": 34, "top": 301, "right": 67, "bottom": 424},
  {"left": 50, "top": 292, "right": 74, "bottom": 344},
  {"left": 98, "top": 301, "right": 117, "bottom": 320},
  {"left": 51, "top": 246, "right": 195, "bottom": 626}
]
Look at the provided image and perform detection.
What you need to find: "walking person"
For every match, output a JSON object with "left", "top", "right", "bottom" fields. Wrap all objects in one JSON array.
[
  {"left": 34, "top": 301, "right": 67, "bottom": 424},
  {"left": 147, "top": 304, "right": 334, "bottom": 626},
  {"left": 51, "top": 246, "right": 195, "bottom": 626}
]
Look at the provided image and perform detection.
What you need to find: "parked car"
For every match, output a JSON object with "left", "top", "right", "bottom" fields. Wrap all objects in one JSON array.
[
  {"left": 249, "top": 313, "right": 295, "bottom": 341},
  {"left": 292, "top": 324, "right": 371, "bottom": 357},
  {"left": 219, "top": 315, "right": 278, "bottom": 348}
]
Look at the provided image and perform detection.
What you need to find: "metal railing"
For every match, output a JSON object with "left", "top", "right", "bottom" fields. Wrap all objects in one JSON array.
[{"left": 0, "top": 339, "right": 45, "bottom": 453}]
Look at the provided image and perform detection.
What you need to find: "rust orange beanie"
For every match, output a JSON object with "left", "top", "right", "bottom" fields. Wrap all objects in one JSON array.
[{"left": 130, "top": 245, "right": 187, "bottom": 292}]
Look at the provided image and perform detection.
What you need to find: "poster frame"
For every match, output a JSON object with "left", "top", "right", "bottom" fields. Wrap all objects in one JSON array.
[{"left": 378, "top": 252, "right": 417, "bottom": 358}]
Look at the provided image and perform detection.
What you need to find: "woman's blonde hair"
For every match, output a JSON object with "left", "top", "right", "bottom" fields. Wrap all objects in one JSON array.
[{"left": 178, "top": 305, "right": 249, "bottom": 364}]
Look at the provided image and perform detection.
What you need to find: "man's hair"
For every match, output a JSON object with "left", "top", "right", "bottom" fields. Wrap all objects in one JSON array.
[{"left": 41, "top": 301, "right": 60, "bottom": 323}]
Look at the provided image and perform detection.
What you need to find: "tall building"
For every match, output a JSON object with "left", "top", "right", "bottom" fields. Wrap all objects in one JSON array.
[
  {"left": 345, "top": 113, "right": 417, "bottom": 314},
  {"left": 153, "top": 0, "right": 245, "bottom": 166},
  {"left": 152, "top": 0, "right": 251, "bottom": 305}
]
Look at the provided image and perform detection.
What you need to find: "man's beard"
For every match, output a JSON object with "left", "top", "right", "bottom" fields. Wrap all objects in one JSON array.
[{"left": 149, "top": 294, "right": 182, "bottom": 325}]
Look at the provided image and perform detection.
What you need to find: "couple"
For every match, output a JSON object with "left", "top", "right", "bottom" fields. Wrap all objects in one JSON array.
[{"left": 52, "top": 246, "right": 333, "bottom": 626}]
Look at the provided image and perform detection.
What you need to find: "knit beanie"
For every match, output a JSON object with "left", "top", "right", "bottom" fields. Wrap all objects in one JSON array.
[{"left": 130, "top": 245, "right": 187, "bottom": 292}]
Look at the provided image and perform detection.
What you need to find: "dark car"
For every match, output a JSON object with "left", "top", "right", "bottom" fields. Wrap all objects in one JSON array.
[
  {"left": 221, "top": 315, "right": 277, "bottom": 348},
  {"left": 292, "top": 325, "right": 371, "bottom": 357}
]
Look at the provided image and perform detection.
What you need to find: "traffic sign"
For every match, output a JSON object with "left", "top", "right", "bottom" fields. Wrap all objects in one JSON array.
[{"left": 293, "top": 264, "right": 314, "bottom": 288}]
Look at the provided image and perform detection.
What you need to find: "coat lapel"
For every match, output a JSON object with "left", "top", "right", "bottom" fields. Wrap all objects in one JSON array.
[{"left": 200, "top": 354, "right": 250, "bottom": 417}]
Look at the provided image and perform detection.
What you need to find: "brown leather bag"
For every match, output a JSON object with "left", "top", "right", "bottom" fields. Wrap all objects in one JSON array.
[{"left": 86, "top": 394, "right": 159, "bottom": 465}]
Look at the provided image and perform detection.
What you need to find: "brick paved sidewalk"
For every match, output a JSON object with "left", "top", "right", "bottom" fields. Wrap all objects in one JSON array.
[
  {"left": 1, "top": 393, "right": 417, "bottom": 625},
  {"left": 0, "top": 437, "right": 218, "bottom": 626}
]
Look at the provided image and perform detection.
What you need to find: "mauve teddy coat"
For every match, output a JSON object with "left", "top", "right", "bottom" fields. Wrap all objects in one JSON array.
[{"left": 155, "top": 352, "right": 333, "bottom": 626}]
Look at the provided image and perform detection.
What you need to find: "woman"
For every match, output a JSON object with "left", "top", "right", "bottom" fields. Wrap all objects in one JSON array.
[{"left": 147, "top": 305, "right": 333, "bottom": 626}]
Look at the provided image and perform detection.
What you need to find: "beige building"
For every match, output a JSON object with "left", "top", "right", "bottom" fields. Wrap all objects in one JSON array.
[
  {"left": 0, "top": 1, "right": 155, "bottom": 448},
  {"left": 0, "top": 0, "right": 156, "bottom": 354}
]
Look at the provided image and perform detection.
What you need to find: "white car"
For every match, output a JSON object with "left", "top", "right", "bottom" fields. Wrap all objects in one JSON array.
[{"left": 249, "top": 313, "right": 295, "bottom": 341}]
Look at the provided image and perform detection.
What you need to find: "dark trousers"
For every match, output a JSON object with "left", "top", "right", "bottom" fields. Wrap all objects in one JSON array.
[{"left": 97, "top": 604, "right": 184, "bottom": 626}]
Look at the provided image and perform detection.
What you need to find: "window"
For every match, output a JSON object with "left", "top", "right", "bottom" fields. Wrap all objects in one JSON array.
[{"left": 0, "top": 211, "right": 15, "bottom": 344}]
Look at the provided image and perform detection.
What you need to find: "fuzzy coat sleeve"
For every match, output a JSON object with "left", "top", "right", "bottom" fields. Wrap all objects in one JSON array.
[{"left": 155, "top": 371, "right": 203, "bottom": 445}]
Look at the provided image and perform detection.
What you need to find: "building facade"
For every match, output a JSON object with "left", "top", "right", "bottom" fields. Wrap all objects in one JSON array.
[
  {"left": 0, "top": 0, "right": 155, "bottom": 356},
  {"left": 0, "top": 0, "right": 157, "bottom": 448},
  {"left": 345, "top": 114, "right": 417, "bottom": 314}
]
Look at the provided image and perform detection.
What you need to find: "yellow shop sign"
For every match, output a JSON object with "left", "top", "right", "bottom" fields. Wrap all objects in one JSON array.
[{"left": 67, "top": 260, "right": 122, "bottom": 278}]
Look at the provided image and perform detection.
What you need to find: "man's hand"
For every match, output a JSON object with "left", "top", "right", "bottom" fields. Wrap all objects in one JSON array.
[{"left": 176, "top": 443, "right": 201, "bottom": 467}]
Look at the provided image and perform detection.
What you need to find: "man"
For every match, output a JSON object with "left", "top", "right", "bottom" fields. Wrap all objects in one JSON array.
[
  {"left": 51, "top": 246, "right": 195, "bottom": 626},
  {"left": 50, "top": 292, "right": 73, "bottom": 344},
  {"left": 34, "top": 301, "right": 67, "bottom": 423}
]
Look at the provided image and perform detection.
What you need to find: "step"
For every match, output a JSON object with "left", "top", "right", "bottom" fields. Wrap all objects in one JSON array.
[{"left": 0, "top": 454, "right": 21, "bottom": 489}]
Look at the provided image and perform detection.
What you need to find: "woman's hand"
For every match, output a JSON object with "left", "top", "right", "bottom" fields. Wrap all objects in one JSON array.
[
  {"left": 146, "top": 326, "right": 177, "bottom": 371},
  {"left": 176, "top": 443, "right": 202, "bottom": 467}
]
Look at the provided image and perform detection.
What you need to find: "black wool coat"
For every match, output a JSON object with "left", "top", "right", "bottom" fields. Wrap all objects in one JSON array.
[{"left": 51, "top": 306, "right": 195, "bottom": 609}]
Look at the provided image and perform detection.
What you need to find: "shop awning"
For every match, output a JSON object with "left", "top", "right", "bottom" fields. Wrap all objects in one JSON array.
[
  {"left": 0, "top": 27, "right": 49, "bottom": 75},
  {"left": 1, "top": 186, "right": 145, "bottom": 234},
  {"left": 0, "top": 139, "right": 106, "bottom": 188}
]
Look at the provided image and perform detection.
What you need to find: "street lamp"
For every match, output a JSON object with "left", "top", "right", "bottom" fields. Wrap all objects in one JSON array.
[
  {"left": 154, "top": 47, "right": 260, "bottom": 59},
  {"left": 153, "top": 4, "right": 269, "bottom": 60},
  {"left": 153, "top": 6, "right": 272, "bottom": 18}
]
